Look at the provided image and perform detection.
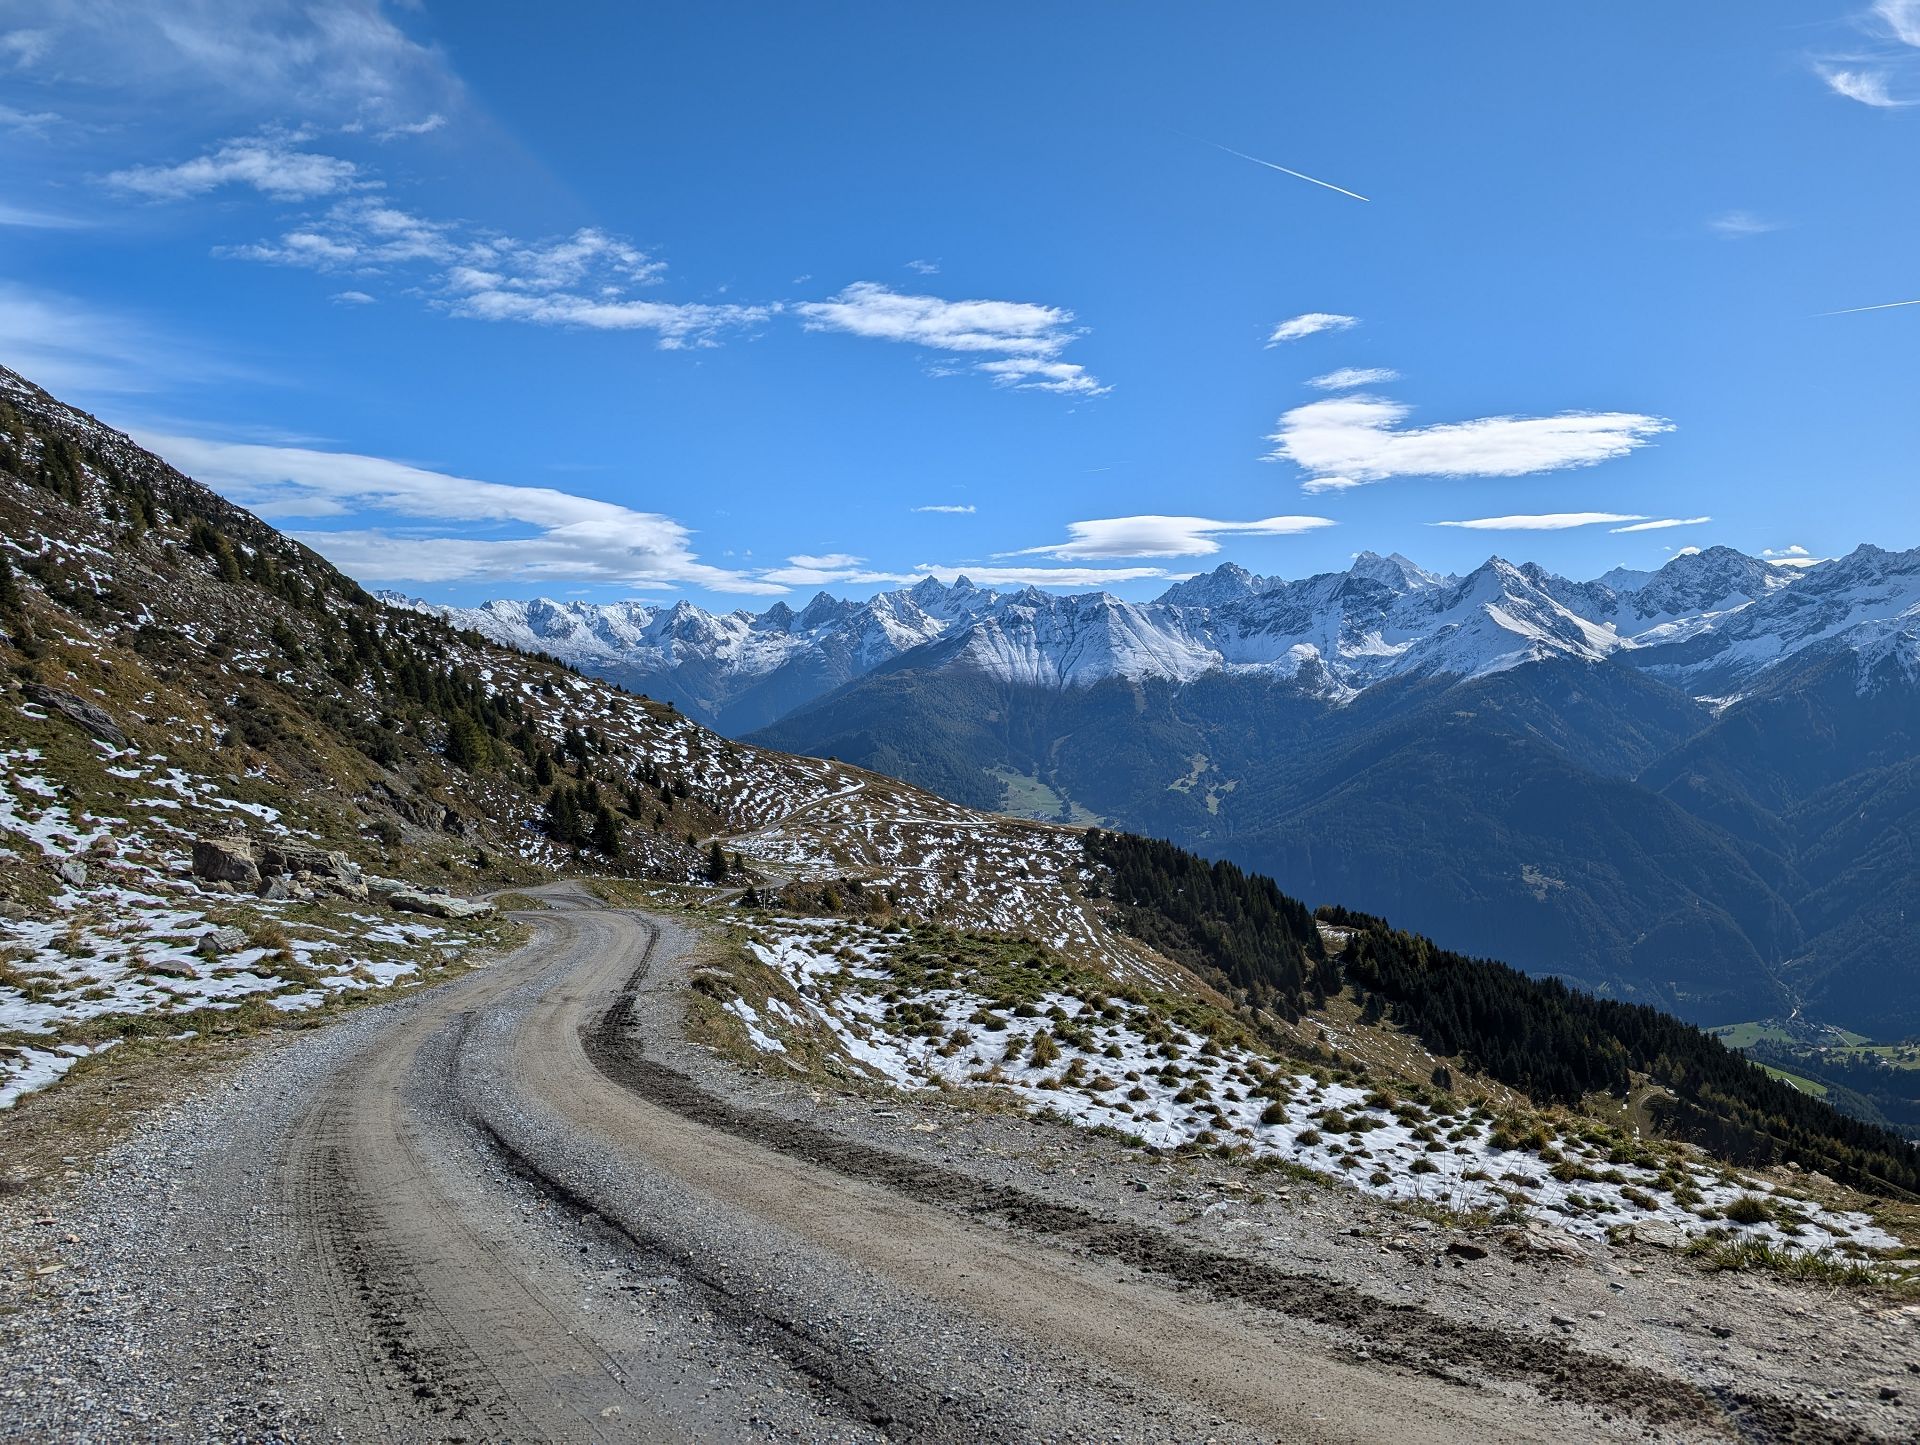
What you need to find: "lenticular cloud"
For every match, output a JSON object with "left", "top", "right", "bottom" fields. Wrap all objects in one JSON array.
[{"left": 1264, "top": 393, "right": 1672, "bottom": 488}]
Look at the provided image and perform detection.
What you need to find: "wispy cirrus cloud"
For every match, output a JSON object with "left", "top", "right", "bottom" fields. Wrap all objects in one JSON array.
[
  {"left": 1004, "top": 514, "right": 1334, "bottom": 560},
  {"left": 913, "top": 503, "right": 975, "bottom": 514},
  {"left": 0, "top": 0, "right": 457, "bottom": 128},
  {"left": 1308, "top": 366, "right": 1397, "bottom": 390},
  {"left": 106, "top": 133, "right": 363, "bottom": 201},
  {"left": 796, "top": 282, "right": 1106, "bottom": 395},
  {"left": 0, "top": 101, "right": 58, "bottom": 134},
  {"left": 0, "top": 200, "right": 86, "bottom": 228},
  {"left": 1813, "top": 2, "right": 1920, "bottom": 106},
  {"left": 1707, "top": 210, "right": 1781, "bottom": 239},
  {"left": 1431, "top": 512, "right": 1650, "bottom": 532},
  {"left": 1611, "top": 515, "right": 1710, "bottom": 533},
  {"left": 1880, "top": 0, "right": 1920, "bottom": 43},
  {"left": 1265, "top": 392, "right": 1673, "bottom": 492},
  {"left": 1818, "top": 65, "right": 1911, "bottom": 106},
  {"left": 1267, "top": 312, "right": 1357, "bottom": 345},
  {"left": 0, "top": 283, "right": 246, "bottom": 396}
]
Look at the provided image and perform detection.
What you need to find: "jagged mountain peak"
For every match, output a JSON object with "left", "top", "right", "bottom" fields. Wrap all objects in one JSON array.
[
  {"left": 415, "top": 541, "right": 1918, "bottom": 728},
  {"left": 1350, "top": 549, "right": 1448, "bottom": 592}
]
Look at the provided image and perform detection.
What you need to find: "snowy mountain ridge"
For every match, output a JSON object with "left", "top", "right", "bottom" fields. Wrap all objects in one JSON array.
[{"left": 402, "top": 542, "right": 1920, "bottom": 728}]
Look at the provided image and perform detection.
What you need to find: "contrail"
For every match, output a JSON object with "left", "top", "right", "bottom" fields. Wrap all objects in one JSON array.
[
  {"left": 1180, "top": 131, "right": 1369, "bottom": 202},
  {"left": 1819, "top": 298, "right": 1920, "bottom": 316}
]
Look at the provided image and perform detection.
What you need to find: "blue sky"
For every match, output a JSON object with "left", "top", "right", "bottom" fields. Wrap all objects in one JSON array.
[{"left": 2, "top": 1, "right": 1918, "bottom": 607}]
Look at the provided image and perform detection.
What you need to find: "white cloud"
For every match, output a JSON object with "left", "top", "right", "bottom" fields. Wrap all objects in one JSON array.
[
  {"left": 449, "top": 289, "right": 768, "bottom": 348},
  {"left": 1431, "top": 512, "right": 1648, "bottom": 532},
  {"left": 757, "top": 557, "right": 914, "bottom": 587},
  {"left": 1610, "top": 515, "right": 1710, "bottom": 533},
  {"left": 107, "top": 135, "right": 361, "bottom": 201},
  {"left": 330, "top": 289, "right": 376, "bottom": 305},
  {"left": 913, "top": 503, "right": 975, "bottom": 514},
  {"left": 377, "top": 112, "right": 445, "bottom": 140},
  {"left": 975, "top": 358, "right": 1107, "bottom": 396},
  {"left": 912, "top": 564, "right": 1175, "bottom": 589},
  {"left": 225, "top": 202, "right": 764, "bottom": 349},
  {"left": 0, "top": 0, "right": 456, "bottom": 126},
  {"left": 1818, "top": 64, "right": 1911, "bottom": 106},
  {"left": 1764, "top": 543, "right": 1812, "bottom": 558},
  {"left": 905, "top": 258, "right": 940, "bottom": 274},
  {"left": 1877, "top": 0, "right": 1920, "bottom": 45},
  {"left": 1265, "top": 393, "right": 1673, "bottom": 489},
  {"left": 0, "top": 101, "right": 58, "bottom": 133},
  {"left": 1308, "top": 367, "right": 1398, "bottom": 390},
  {"left": 1267, "top": 312, "right": 1357, "bottom": 345},
  {"left": 133, "top": 432, "right": 782, "bottom": 593},
  {"left": 796, "top": 282, "right": 1105, "bottom": 395},
  {"left": 225, "top": 199, "right": 456, "bottom": 269},
  {"left": 1707, "top": 210, "right": 1780, "bottom": 239},
  {"left": 1005, "top": 514, "right": 1335, "bottom": 560}
]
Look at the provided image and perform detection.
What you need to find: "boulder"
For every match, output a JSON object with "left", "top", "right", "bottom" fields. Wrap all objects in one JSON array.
[
  {"left": 192, "top": 836, "right": 260, "bottom": 887},
  {"left": 257, "top": 875, "right": 297, "bottom": 902},
  {"left": 387, "top": 889, "right": 494, "bottom": 921},
  {"left": 195, "top": 925, "right": 249, "bottom": 957},
  {"left": 53, "top": 858, "right": 88, "bottom": 888},
  {"left": 22, "top": 684, "right": 128, "bottom": 748},
  {"left": 261, "top": 843, "right": 361, "bottom": 882}
]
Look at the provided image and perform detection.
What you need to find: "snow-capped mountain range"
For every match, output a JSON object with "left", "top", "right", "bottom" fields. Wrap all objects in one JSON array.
[{"left": 395, "top": 543, "right": 1920, "bottom": 731}]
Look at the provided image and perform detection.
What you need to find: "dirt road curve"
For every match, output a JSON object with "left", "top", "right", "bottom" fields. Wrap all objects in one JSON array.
[{"left": 10, "top": 887, "right": 1845, "bottom": 1442}]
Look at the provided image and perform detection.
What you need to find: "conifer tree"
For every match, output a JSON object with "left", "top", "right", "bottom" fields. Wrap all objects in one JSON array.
[{"left": 592, "top": 804, "right": 621, "bottom": 856}]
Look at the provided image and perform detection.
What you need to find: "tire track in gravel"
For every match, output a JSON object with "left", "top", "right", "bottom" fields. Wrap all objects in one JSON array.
[
  {"left": 573, "top": 900, "right": 1881, "bottom": 1445},
  {"left": 497, "top": 898, "right": 1575, "bottom": 1444}
]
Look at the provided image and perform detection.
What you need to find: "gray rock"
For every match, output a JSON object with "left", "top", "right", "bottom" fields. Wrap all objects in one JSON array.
[
  {"left": 261, "top": 843, "right": 362, "bottom": 882},
  {"left": 192, "top": 836, "right": 260, "bottom": 887},
  {"left": 1504, "top": 1222, "right": 1591, "bottom": 1262},
  {"left": 257, "top": 876, "right": 296, "bottom": 902},
  {"left": 1622, "top": 1220, "right": 1692, "bottom": 1251},
  {"left": 22, "top": 683, "right": 129, "bottom": 747},
  {"left": 196, "top": 925, "right": 249, "bottom": 957},
  {"left": 54, "top": 857, "right": 88, "bottom": 888},
  {"left": 387, "top": 888, "right": 494, "bottom": 921}
]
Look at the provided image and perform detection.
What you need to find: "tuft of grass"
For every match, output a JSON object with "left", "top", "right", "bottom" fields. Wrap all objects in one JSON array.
[{"left": 1686, "top": 1236, "right": 1887, "bottom": 1287}]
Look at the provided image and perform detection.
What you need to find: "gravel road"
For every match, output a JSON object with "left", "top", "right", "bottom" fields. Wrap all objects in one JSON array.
[{"left": 1, "top": 886, "right": 1900, "bottom": 1441}]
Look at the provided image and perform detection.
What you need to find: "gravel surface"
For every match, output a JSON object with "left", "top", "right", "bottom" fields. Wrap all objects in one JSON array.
[{"left": 3, "top": 886, "right": 1915, "bottom": 1442}]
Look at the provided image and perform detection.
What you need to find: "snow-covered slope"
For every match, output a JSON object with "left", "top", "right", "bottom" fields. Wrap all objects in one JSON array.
[{"left": 420, "top": 543, "right": 1920, "bottom": 721}]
